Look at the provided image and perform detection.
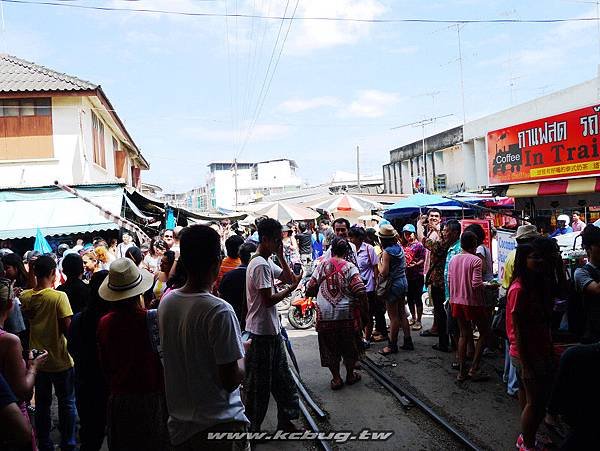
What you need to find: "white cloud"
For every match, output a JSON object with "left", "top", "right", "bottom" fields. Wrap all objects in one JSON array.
[
  {"left": 255, "top": 0, "right": 385, "bottom": 54},
  {"left": 343, "top": 90, "right": 401, "bottom": 118},
  {"left": 278, "top": 96, "right": 341, "bottom": 113}
]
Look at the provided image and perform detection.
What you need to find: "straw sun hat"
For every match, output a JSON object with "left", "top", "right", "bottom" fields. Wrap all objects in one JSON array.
[
  {"left": 99, "top": 258, "right": 154, "bottom": 302},
  {"left": 377, "top": 224, "right": 398, "bottom": 238}
]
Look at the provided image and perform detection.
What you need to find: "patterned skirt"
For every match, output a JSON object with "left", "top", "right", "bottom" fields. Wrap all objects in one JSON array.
[{"left": 317, "top": 320, "right": 362, "bottom": 367}]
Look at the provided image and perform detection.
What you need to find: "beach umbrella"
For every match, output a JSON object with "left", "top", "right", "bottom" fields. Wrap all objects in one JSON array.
[
  {"left": 312, "top": 194, "right": 383, "bottom": 214},
  {"left": 254, "top": 202, "right": 319, "bottom": 224},
  {"left": 384, "top": 193, "right": 464, "bottom": 219},
  {"left": 34, "top": 228, "right": 52, "bottom": 254}
]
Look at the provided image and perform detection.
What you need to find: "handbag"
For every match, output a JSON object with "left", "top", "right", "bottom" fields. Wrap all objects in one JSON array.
[{"left": 376, "top": 274, "right": 391, "bottom": 298}]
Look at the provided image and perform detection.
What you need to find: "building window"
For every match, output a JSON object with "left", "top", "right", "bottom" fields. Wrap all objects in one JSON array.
[
  {"left": 0, "top": 98, "right": 51, "bottom": 117},
  {"left": 91, "top": 112, "right": 106, "bottom": 168},
  {"left": 0, "top": 97, "right": 54, "bottom": 160},
  {"left": 113, "top": 137, "right": 127, "bottom": 179}
]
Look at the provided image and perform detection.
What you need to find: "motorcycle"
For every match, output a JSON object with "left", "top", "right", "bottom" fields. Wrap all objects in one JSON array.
[{"left": 287, "top": 295, "right": 316, "bottom": 329}]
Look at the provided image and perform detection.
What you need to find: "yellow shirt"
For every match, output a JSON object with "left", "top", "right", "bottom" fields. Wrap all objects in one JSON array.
[
  {"left": 502, "top": 249, "right": 516, "bottom": 290},
  {"left": 20, "top": 288, "right": 74, "bottom": 372}
]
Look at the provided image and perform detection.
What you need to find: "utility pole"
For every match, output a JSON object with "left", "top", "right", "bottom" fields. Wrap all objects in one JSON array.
[
  {"left": 356, "top": 145, "right": 361, "bottom": 191},
  {"left": 390, "top": 114, "right": 453, "bottom": 193},
  {"left": 233, "top": 158, "right": 238, "bottom": 209}
]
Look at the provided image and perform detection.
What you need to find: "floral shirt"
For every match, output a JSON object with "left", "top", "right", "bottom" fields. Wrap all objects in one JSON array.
[{"left": 423, "top": 238, "right": 450, "bottom": 288}]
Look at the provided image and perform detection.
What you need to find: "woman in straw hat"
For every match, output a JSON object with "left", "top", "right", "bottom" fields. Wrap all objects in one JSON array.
[
  {"left": 96, "top": 258, "right": 169, "bottom": 450},
  {"left": 377, "top": 224, "right": 413, "bottom": 355}
]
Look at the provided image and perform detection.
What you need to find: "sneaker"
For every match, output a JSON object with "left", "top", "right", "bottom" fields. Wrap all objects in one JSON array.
[
  {"left": 362, "top": 339, "right": 371, "bottom": 349},
  {"left": 411, "top": 321, "right": 422, "bottom": 331},
  {"left": 516, "top": 434, "right": 523, "bottom": 448}
]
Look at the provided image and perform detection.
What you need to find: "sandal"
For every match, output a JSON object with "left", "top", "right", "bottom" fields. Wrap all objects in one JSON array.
[
  {"left": 330, "top": 379, "right": 344, "bottom": 390},
  {"left": 346, "top": 372, "right": 362, "bottom": 385},
  {"left": 371, "top": 335, "right": 387, "bottom": 342},
  {"left": 468, "top": 369, "right": 490, "bottom": 382},
  {"left": 379, "top": 344, "right": 399, "bottom": 355}
]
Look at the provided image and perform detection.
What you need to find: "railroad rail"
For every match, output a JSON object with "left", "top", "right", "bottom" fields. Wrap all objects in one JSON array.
[{"left": 361, "top": 355, "right": 481, "bottom": 451}]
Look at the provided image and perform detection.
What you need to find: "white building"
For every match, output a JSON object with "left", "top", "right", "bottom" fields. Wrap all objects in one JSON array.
[
  {"left": 207, "top": 158, "right": 303, "bottom": 210},
  {"left": 384, "top": 74, "right": 600, "bottom": 196},
  {"left": 0, "top": 55, "right": 150, "bottom": 242},
  {"left": 0, "top": 54, "right": 149, "bottom": 189}
]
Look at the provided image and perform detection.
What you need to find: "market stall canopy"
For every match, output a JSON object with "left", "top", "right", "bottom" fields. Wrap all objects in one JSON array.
[
  {"left": 384, "top": 193, "right": 464, "bottom": 219},
  {"left": 254, "top": 202, "right": 319, "bottom": 223},
  {"left": 507, "top": 176, "right": 600, "bottom": 210},
  {"left": 507, "top": 177, "right": 600, "bottom": 198},
  {"left": 0, "top": 185, "right": 123, "bottom": 239},
  {"left": 312, "top": 194, "right": 383, "bottom": 214}
]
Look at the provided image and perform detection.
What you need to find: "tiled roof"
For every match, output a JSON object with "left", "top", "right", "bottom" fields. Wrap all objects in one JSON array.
[{"left": 0, "top": 54, "right": 97, "bottom": 92}]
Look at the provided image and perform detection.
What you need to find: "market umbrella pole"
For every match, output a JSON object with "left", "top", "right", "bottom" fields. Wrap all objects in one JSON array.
[{"left": 54, "top": 181, "right": 151, "bottom": 244}]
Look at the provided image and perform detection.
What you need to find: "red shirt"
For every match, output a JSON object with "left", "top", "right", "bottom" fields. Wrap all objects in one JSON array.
[
  {"left": 97, "top": 307, "right": 164, "bottom": 395},
  {"left": 506, "top": 278, "right": 553, "bottom": 359}
]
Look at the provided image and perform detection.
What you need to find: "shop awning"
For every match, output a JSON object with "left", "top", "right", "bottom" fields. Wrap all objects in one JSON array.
[
  {"left": 0, "top": 185, "right": 124, "bottom": 239},
  {"left": 507, "top": 177, "right": 600, "bottom": 198}
]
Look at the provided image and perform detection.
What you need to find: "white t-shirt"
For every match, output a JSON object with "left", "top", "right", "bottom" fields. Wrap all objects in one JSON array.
[
  {"left": 158, "top": 290, "right": 248, "bottom": 445},
  {"left": 245, "top": 255, "right": 283, "bottom": 336},
  {"left": 476, "top": 244, "right": 494, "bottom": 282}
]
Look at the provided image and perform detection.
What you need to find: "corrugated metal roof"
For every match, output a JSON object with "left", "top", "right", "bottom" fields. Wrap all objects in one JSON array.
[{"left": 0, "top": 54, "right": 97, "bottom": 92}]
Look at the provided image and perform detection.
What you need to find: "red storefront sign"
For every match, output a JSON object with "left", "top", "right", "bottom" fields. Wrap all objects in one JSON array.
[
  {"left": 487, "top": 104, "right": 600, "bottom": 186},
  {"left": 460, "top": 219, "right": 492, "bottom": 250}
]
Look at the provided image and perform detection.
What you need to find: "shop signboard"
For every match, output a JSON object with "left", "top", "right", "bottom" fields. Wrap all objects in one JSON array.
[
  {"left": 460, "top": 219, "right": 492, "bottom": 250},
  {"left": 487, "top": 104, "right": 600, "bottom": 186},
  {"left": 497, "top": 230, "right": 516, "bottom": 283}
]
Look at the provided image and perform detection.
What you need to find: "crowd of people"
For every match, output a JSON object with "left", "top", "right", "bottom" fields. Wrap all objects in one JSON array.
[{"left": 0, "top": 209, "right": 598, "bottom": 450}]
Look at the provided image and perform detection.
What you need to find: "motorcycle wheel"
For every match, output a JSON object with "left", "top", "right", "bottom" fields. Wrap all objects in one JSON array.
[{"left": 287, "top": 306, "right": 315, "bottom": 330}]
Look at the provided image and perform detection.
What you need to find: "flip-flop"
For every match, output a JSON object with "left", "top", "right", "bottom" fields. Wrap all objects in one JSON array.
[
  {"left": 346, "top": 372, "right": 362, "bottom": 385},
  {"left": 330, "top": 379, "right": 344, "bottom": 390},
  {"left": 378, "top": 346, "right": 398, "bottom": 356}
]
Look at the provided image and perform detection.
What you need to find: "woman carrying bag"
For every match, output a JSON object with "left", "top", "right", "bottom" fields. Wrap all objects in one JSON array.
[{"left": 377, "top": 224, "right": 412, "bottom": 355}]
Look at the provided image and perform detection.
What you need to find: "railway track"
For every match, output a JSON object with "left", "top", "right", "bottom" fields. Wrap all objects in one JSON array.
[{"left": 361, "top": 355, "right": 481, "bottom": 451}]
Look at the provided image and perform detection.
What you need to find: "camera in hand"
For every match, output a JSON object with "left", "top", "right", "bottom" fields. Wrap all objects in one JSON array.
[{"left": 23, "top": 349, "right": 45, "bottom": 360}]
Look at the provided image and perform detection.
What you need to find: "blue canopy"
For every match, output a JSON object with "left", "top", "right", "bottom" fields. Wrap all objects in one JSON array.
[
  {"left": 34, "top": 228, "right": 53, "bottom": 254},
  {"left": 384, "top": 193, "right": 466, "bottom": 219}
]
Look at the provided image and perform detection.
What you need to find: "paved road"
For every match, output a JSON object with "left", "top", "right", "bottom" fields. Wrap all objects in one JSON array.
[{"left": 257, "top": 311, "right": 523, "bottom": 451}]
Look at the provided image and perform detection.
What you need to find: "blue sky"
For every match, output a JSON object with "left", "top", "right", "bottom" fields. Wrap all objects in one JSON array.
[{"left": 3, "top": 0, "right": 600, "bottom": 191}]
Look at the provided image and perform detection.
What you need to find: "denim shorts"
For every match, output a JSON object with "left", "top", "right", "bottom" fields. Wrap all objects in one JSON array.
[{"left": 387, "top": 279, "right": 407, "bottom": 305}]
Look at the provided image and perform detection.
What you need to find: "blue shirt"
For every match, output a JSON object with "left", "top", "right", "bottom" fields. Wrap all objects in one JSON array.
[
  {"left": 444, "top": 240, "right": 462, "bottom": 301},
  {"left": 550, "top": 226, "right": 574, "bottom": 238}
]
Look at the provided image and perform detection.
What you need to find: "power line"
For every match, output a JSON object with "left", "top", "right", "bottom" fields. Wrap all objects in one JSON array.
[
  {"left": 234, "top": 0, "right": 292, "bottom": 160},
  {"left": 4, "top": 0, "right": 600, "bottom": 24}
]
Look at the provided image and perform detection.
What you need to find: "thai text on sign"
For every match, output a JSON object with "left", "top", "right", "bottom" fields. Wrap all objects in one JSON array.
[{"left": 487, "top": 104, "right": 600, "bottom": 185}]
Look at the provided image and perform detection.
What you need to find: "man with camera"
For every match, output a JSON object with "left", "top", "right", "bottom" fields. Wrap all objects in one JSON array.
[{"left": 417, "top": 208, "right": 442, "bottom": 338}]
